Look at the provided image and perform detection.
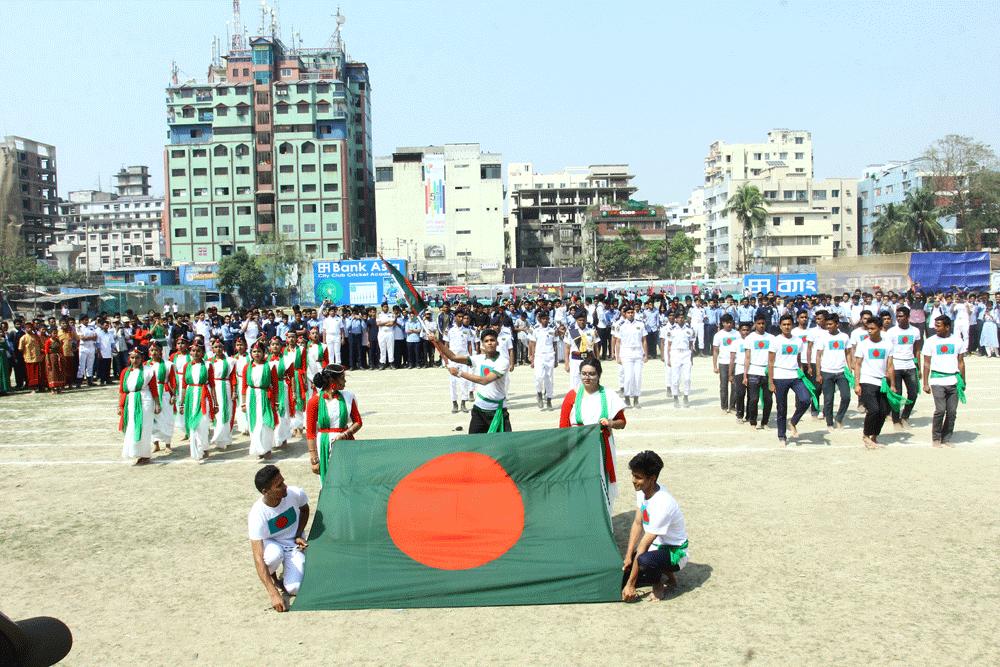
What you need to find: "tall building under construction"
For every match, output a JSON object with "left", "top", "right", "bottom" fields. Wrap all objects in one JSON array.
[{"left": 164, "top": 8, "right": 373, "bottom": 265}]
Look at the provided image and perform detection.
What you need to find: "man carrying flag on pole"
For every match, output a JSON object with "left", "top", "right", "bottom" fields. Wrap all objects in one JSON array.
[{"left": 435, "top": 328, "right": 512, "bottom": 433}]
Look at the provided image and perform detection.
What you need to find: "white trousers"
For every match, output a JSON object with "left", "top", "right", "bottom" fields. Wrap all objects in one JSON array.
[
  {"left": 121, "top": 392, "right": 154, "bottom": 459},
  {"left": 152, "top": 402, "right": 175, "bottom": 444},
  {"left": 188, "top": 419, "right": 211, "bottom": 459},
  {"left": 692, "top": 324, "right": 705, "bottom": 351},
  {"left": 621, "top": 358, "right": 644, "bottom": 397},
  {"left": 617, "top": 356, "right": 625, "bottom": 390},
  {"left": 567, "top": 357, "right": 583, "bottom": 392},
  {"left": 670, "top": 361, "right": 692, "bottom": 396},
  {"left": 448, "top": 360, "right": 470, "bottom": 401},
  {"left": 956, "top": 323, "right": 970, "bottom": 353},
  {"left": 77, "top": 348, "right": 95, "bottom": 379},
  {"left": 263, "top": 540, "right": 305, "bottom": 596},
  {"left": 326, "top": 337, "right": 343, "bottom": 364},
  {"left": 534, "top": 359, "right": 555, "bottom": 398},
  {"left": 211, "top": 412, "right": 233, "bottom": 449},
  {"left": 377, "top": 330, "right": 394, "bottom": 365}
]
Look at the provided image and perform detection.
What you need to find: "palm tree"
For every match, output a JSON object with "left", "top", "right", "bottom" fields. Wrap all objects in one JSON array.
[
  {"left": 901, "top": 186, "right": 948, "bottom": 251},
  {"left": 722, "top": 184, "right": 769, "bottom": 272},
  {"left": 871, "top": 203, "right": 909, "bottom": 254}
]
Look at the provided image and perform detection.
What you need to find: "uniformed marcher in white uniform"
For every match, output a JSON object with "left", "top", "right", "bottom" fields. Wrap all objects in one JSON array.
[
  {"left": 667, "top": 316, "right": 696, "bottom": 407},
  {"left": 530, "top": 310, "right": 559, "bottom": 410},
  {"left": 375, "top": 303, "right": 395, "bottom": 369},
  {"left": 616, "top": 304, "right": 648, "bottom": 407},
  {"left": 446, "top": 313, "right": 474, "bottom": 413}
]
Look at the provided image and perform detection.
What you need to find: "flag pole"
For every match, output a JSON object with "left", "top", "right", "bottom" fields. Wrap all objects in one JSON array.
[{"left": 379, "top": 253, "right": 447, "bottom": 355}]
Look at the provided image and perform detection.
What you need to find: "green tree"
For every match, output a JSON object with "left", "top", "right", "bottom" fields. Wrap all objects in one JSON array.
[
  {"left": 722, "top": 184, "right": 769, "bottom": 272},
  {"left": 924, "top": 134, "right": 1000, "bottom": 250},
  {"left": 217, "top": 248, "right": 267, "bottom": 305},
  {"left": 665, "top": 232, "right": 696, "bottom": 278},
  {"left": 900, "top": 186, "right": 948, "bottom": 251},
  {"left": 870, "top": 203, "right": 910, "bottom": 254},
  {"left": 256, "top": 231, "right": 310, "bottom": 301}
]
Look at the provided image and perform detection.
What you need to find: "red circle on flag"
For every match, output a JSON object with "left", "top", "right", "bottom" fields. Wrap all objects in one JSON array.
[
  {"left": 757, "top": 342, "right": 765, "bottom": 348},
  {"left": 275, "top": 516, "right": 289, "bottom": 529},
  {"left": 873, "top": 350, "right": 881, "bottom": 358},
  {"left": 387, "top": 452, "right": 524, "bottom": 570},
  {"left": 785, "top": 346, "right": 794, "bottom": 353}
]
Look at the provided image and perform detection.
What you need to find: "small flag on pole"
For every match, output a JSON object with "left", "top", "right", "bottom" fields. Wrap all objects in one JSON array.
[{"left": 379, "top": 253, "right": 429, "bottom": 315}]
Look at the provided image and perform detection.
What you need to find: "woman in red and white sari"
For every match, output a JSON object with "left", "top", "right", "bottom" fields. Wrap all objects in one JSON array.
[
  {"left": 306, "top": 364, "right": 362, "bottom": 484},
  {"left": 559, "top": 357, "right": 627, "bottom": 518}
]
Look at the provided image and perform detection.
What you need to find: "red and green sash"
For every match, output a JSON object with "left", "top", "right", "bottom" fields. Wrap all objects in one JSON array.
[
  {"left": 214, "top": 356, "right": 232, "bottom": 425},
  {"left": 290, "top": 347, "right": 307, "bottom": 411},
  {"left": 147, "top": 360, "right": 173, "bottom": 409},
  {"left": 247, "top": 363, "right": 276, "bottom": 432},
  {"left": 184, "top": 362, "right": 212, "bottom": 433},
  {"left": 120, "top": 368, "right": 145, "bottom": 442},
  {"left": 317, "top": 391, "right": 349, "bottom": 482},
  {"left": 271, "top": 355, "right": 293, "bottom": 417},
  {"left": 572, "top": 387, "right": 616, "bottom": 483}
]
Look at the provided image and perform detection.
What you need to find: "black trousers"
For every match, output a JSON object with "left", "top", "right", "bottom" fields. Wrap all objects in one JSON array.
[
  {"left": 891, "top": 367, "right": 919, "bottom": 423},
  {"left": 931, "top": 384, "right": 958, "bottom": 442},
  {"left": 704, "top": 324, "right": 718, "bottom": 355},
  {"left": 732, "top": 373, "right": 747, "bottom": 419},
  {"left": 469, "top": 406, "right": 511, "bottom": 434},
  {"left": 821, "top": 371, "right": 850, "bottom": 426},
  {"left": 96, "top": 357, "right": 113, "bottom": 384},
  {"left": 860, "top": 382, "right": 890, "bottom": 437},
  {"left": 393, "top": 339, "right": 406, "bottom": 368},
  {"left": 406, "top": 341, "right": 420, "bottom": 368},
  {"left": 746, "top": 374, "right": 772, "bottom": 426},
  {"left": 646, "top": 331, "right": 659, "bottom": 359},
  {"left": 348, "top": 333, "right": 363, "bottom": 369},
  {"left": 718, "top": 363, "right": 731, "bottom": 410},
  {"left": 13, "top": 358, "right": 26, "bottom": 389}
]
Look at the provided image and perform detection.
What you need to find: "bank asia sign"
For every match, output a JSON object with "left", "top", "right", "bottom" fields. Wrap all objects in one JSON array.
[
  {"left": 743, "top": 273, "right": 818, "bottom": 296},
  {"left": 314, "top": 258, "right": 407, "bottom": 306}
]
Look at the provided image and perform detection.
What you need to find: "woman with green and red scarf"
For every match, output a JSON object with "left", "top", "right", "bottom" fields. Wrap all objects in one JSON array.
[
  {"left": 179, "top": 339, "right": 217, "bottom": 461},
  {"left": 241, "top": 341, "right": 279, "bottom": 459},
  {"left": 559, "top": 357, "right": 627, "bottom": 518},
  {"left": 118, "top": 347, "right": 161, "bottom": 465},
  {"left": 306, "top": 364, "right": 362, "bottom": 482},
  {"left": 210, "top": 338, "right": 238, "bottom": 451},
  {"left": 147, "top": 342, "right": 176, "bottom": 451},
  {"left": 283, "top": 330, "right": 308, "bottom": 437},
  {"left": 268, "top": 337, "right": 295, "bottom": 449}
]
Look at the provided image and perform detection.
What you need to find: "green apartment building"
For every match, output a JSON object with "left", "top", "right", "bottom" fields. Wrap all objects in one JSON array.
[{"left": 164, "top": 34, "right": 374, "bottom": 268}]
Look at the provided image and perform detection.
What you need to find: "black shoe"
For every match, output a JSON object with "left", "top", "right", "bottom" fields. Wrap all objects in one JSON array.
[
  {"left": 461, "top": 401, "right": 468, "bottom": 413},
  {"left": 537, "top": 393, "right": 544, "bottom": 409},
  {"left": 452, "top": 401, "right": 459, "bottom": 414},
  {"left": 624, "top": 396, "right": 632, "bottom": 406},
  {"left": 634, "top": 398, "right": 641, "bottom": 409},
  {"left": 546, "top": 398, "right": 553, "bottom": 410}
]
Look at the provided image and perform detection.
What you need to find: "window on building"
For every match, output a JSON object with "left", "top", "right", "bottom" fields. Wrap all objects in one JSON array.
[
  {"left": 832, "top": 207, "right": 840, "bottom": 214},
  {"left": 813, "top": 190, "right": 826, "bottom": 200},
  {"left": 193, "top": 168, "right": 207, "bottom": 176},
  {"left": 303, "top": 204, "right": 317, "bottom": 213},
  {"left": 242, "top": 68, "right": 249, "bottom": 76},
  {"left": 323, "top": 163, "right": 337, "bottom": 172},
  {"left": 753, "top": 153, "right": 762, "bottom": 160},
  {"left": 144, "top": 231, "right": 152, "bottom": 239},
  {"left": 195, "top": 227, "right": 208, "bottom": 237},
  {"left": 281, "top": 224, "right": 294, "bottom": 234},
  {"left": 172, "top": 209, "right": 187, "bottom": 218},
  {"left": 190, "top": 130, "right": 203, "bottom": 139},
  {"left": 796, "top": 191, "right": 807, "bottom": 201},
  {"left": 375, "top": 166, "right": 392, "bottom": 181},
  {"left": 174, "top": 228, "right": 187, "bottom": 237},
  {"left": 236, "top": 186, "right": 251, "bottom": 195},
  {"left": 301, "top": 142, "right": 315, "bottom": 154},
  {"left": 171, "top": 168, "right": 186, "bottom": 177},
  {"left": 323, "top": 203, "right": 339, "bottom": 212},
  {"left": 235, "top": 166, "right": 249, "bottom": 175},
  {"left": 305, "top": 243, "right": 317, "bottom": 253},
  {"left": 301, "top": 164, "right": 316, "bottom": 172},
  {"left": 192, "top": 187, "right": 207, "bottom": 196},
  {"left": 763, "top": 190, "right": 777, "bottom": 199},
  {"left": 480, "top": 164, "right": 501, "bottom": 179},
  {"left": 323, "top": 183, "right": 338, "bottom": 192},
  {"left": 795, "top": 136, "right": 804, "bottom": 144},
  {"left": 301, "top": 184, "right": 316, "bottom": 192},
  {"left": 303, "top": 223, "right": 316, "bottom": 232},
  {"left": 214, "top": 167, "right": 228, "bottom": 176},
  {"left": 830, "top": 189, "right": 840, "bottom": 197},
  {"left": 214, "top": 145, "right": 228, "bottom": 157},
  {"left": 779, "top": 152, "right": 788, "bottom": 160},
  {"left": 795, "top": 152, "right": 804, "bottom": 160},
  {"left": 238, "top": 226, "right": 251, "bottom": 235},
  {"left": 325, "top": 222, "right": 338, "bottom": 231},
  {"left": 316, "top": 84, "right": 329, "bottom": 94},
  {"left": 237, "top": 206, "right": 251, "bottom": 215},
  {"left": 783, "top": 190, "right": 794, "bottom": 200},
  {"left": 214, "top": 187, "right": 230, "bottom": 196},
  {"left": 280, "top": 204, "right": 295, "bottom": 214},
  {"left": 455, "top": 207, "right": 471, "bottom": 212},
  {"left": 795, "top": 168, "right": 805, "bottom": 173},
  {"left": 276, "top": 104, "right": 289, "bottom": 115},
  {"left": 833, "top": 224, "right": 841, "bottom": 232},
  {"left": 296, "top": 84, "right": 310, "bottom": 94},
  {"left": 194, "top": 207, "right": 208, "bottom": 217},
  {"left": 794, "top": 216, "right": 804, "bottom": 226},
  {"left": 279, "top": 185, "right": 295, "bottom": 193},
  {"left": 235, "top": 144, "right": 249, "bottom": 156},
  {"left": 323, "top": 145, "right": 336, "bottom": 153},
  {"left": 279, "top": 164, "right": 294, "bottom": 173},
  {"left": 773, "top": 217, "right": 781, "bottom": 226},
  {"left": 875, "top": 188, "right": 882, "bottom": 196},
  {"left": 172, "top": 188, "right": 187, "bottom": 197},
  {"left": 216, "top": 106, "right": 228, "bottom": 117},
  {"left": 171, "top": 149, "right": 185, "bottom": 158},
  {"left": 326, "top": 243, "right": 338, "bottom": 253},
  {"left": 215, "top": 206, "right": 230, "bottom": 215}
]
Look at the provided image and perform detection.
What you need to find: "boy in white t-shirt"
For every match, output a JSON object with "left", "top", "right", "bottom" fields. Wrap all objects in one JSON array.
[
  {"left": 622, "top": 451, "right": 688, "bottom": 603},
  {"left": 922, "top": 314, "right": 966, "bottom": 447},
  {"left": 768, "top": 313, "right": 813, "bottom": 447},
  {"left": 814, "top": 317, "right": 851, "bottom": 431},
  {"left": 887, "top": 306, "right": 922, "bottom": 429},
  {"left": 712, "top": 314, "right": 738, "bottom": 413},
  {"left": 728, "top": 322, "right": 751, "bottom": 422},
  {"left": 853, "top": 319, "right": 896, "bottom": 449},
  {"left": 437, "top": 328, "right": 512, "bottom": 433},
  {"left": 248, "top": 466, "right": 309, "bottom": 612}
]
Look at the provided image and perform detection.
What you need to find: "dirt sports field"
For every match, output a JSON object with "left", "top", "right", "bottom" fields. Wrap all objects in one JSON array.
[{"left": 2, "top": 356, "right": 998, "bottom": 666}]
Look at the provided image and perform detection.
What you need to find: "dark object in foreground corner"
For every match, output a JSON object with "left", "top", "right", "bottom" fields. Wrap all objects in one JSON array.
[{"left": 0, "top": 611, "right": 73, "bottom": 667}]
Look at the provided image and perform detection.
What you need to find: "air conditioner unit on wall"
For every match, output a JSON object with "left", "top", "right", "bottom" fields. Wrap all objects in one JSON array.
[{"left": 136, "top": 281, "right": 146, "bottom": 286}]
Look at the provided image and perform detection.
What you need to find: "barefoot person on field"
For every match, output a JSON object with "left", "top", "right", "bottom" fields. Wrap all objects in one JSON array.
[
  {"left": 249, "top": 465, "right": 309, "bottom": 612},
  {"left": 622, "top": 451, "right": 688, "bottom": 602}
]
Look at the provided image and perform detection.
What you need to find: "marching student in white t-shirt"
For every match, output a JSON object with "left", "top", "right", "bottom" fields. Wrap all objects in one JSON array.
[
  {"left": 853, "top": 319, "right": 895, "bottom": 449},
  {"left": 615, "top": 305, "right": 648, "bottom": 408},
  {"left": 742, "top": 315, "right": 773, "bottom": 430},
  {"left": 248, "top": 466, "right": 309, "bottom": 612},
  {"left": 922, "top": 314, "right": 966, "bottom": 448},
  {"left": 712, "top": 314, "right": 738, "bottom": 413},
  {"left": 767, "top": 313, "right": 813, "bottom": 447},
  {"left": 728, "top": 322, "right": 752, "bottom": 422},
  {"left": 436, "top": 328, "right": 512, "bottom": 433},
  {"left": 814, "top": 316, "right": 851, "bottom": 431},
  {"left": 887, "top": 305, "right": 922, "bottom": 429}
]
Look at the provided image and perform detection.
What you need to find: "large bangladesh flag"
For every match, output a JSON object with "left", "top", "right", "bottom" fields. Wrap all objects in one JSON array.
[{"left": 292, "top": 425, "right": 623, "bottom": 609}]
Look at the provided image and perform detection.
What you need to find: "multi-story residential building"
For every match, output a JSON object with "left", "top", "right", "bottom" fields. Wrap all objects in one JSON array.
[
  {"left": 374, "top": 144, "right": 504, "bottom": 284},
  {"left": 856, "top": 158, "right": 953, "bottom": 254},
  {"left": 56, "top": 166, "right": 166, "bottom": 273},
  {"left": 696, "top": 130, "right": 857, "bottom": 276},
  {"left": 1, "top": 136, "right": 60, "bottom": 259},
  {"left": 508, "top": 163, "right": 637, "bottom": 273},
  {"left": 164, "top": 31, "right": 373, "bottom": 269}
]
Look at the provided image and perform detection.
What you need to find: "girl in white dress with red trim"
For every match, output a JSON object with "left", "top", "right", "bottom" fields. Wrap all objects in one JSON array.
[
  {"left": 268, "top": 337, "right": 295, "bottom": 449},
  {"left": 118, "top": 348, "right": 161, "bottom": 465},
  {"left": 210, "top": 338, "right": 238, "bottom": 450},
  {"left": 232, "top": 337, "right": 252, "bottom": 435},
  {"left": 241, "top": 342, "right": 280, "bottom": 459},
  {"left": 306, "top": 364, "right": 363, "bottom": 483},
  {"left": 146, "top": 341, "right": 175, "bottom": 451},
  {"left": 559, "top": 357, "right": 627, "bottom": 517}
]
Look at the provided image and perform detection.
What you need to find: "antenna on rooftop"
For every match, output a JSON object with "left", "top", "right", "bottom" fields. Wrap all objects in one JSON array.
[
  {"left": 232, "top": 0, "right": 245, "bottom": 50},
  {"left": 272, "top": 0, "right": 282, "bottom": 40},
  {"left": 329, "top": 6, "right": 345, "bottom": 49}
]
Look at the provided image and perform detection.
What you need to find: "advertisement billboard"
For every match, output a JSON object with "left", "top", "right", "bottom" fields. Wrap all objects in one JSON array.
[
  {"left": 743, "top": 273, "right": 819, "bottom": 296},
  {"left": 424, "top": 156, "right": 446, "bottom": 235},
  {"left": 314, "top": 258, "right": 407, "bottom": 306},
  {"left": 424, "top": 244, "right": 445, "bottom": 259}
]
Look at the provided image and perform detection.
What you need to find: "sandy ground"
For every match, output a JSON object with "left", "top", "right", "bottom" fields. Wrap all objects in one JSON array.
[{"left": 2, "top": 354, "right": 999, "bottom": 666}]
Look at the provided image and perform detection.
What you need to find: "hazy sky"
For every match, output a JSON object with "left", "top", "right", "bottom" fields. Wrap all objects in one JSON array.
[{"left": 2, "top": 0, "right": 998, "bottom": 207}]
